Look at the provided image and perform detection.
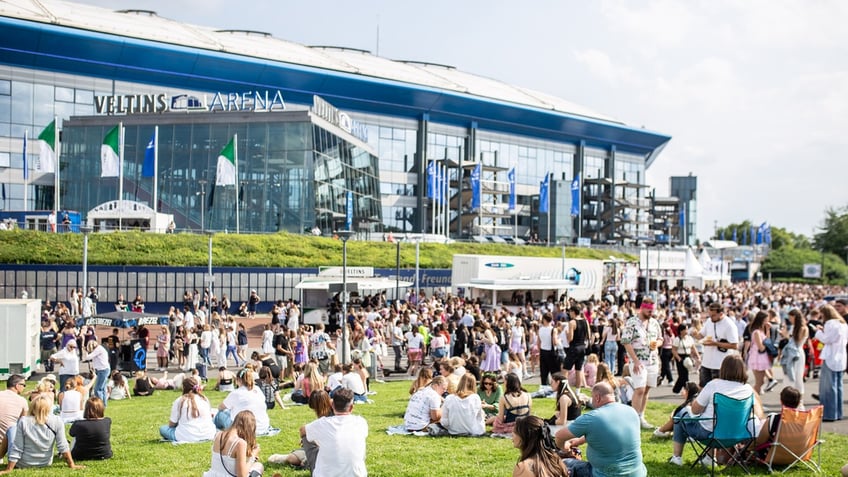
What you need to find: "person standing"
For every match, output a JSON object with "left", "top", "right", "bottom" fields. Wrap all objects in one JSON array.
[
  {"left": 51, "top": 340, "right": 80, "bottom": 392},
  {"left": 0, "top": 375, "right": 29, "bottom": 463},
  {"left": 555, "top": 382, "right": 647, "bottom": 477},
  {"left": 813, "top": 304, "right": 848, "bottom": 422},
  {"left": 670, "top": 324, "right": 699, "bottom": 394},
  {"left": 247, "top": 290, "right": 260, "bottom": 319},
  {"left": 621, "top": 299, "right": 662, "bottom": 429},
  {"left": 303, "top": 388, "right": 368, "bottom": 477},
  {"left": 693, "top": 302, "right": 739, "bottom": 387},
  {"left": 536, "top": 313, "right": 558, "bottom": 393},
  {"left": 82, "top": 341, "right": 111, "bottom": 406},
  {"left": 46, "top": 211, "right": 56, "bottom": 233},
  {"left": 779, "top": 309, "right": 808, "bottom": 398},
  {"left": 39, "top": 321, "right": 58, "bottom": 373}
]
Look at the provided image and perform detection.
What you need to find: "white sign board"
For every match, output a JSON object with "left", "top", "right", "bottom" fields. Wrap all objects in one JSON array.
[{"left": 802, "top": 263, "right": 822, "bottom": 278}]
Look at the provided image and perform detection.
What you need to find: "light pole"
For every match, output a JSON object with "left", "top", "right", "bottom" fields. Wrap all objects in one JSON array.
[
  {"left": 413, "top": 235, "right": 421, "bottom": 303},
  {"left": 197, "top": 179, "right": 207, "bottom": 233},
  {"left": 81, "top": 225, "right": 92, "bottom": 301},
  {"left": 206, "top": 232, "right": 214, "bottom": 322},
  {"left": 336, "top": 229, "right": 355, "bottom": 365},
  {"left": 561, "top": 239, "right": 567, "bottom": 279},
  {"left": 395, "top": 238, "right": 401, "bottom": 304}
]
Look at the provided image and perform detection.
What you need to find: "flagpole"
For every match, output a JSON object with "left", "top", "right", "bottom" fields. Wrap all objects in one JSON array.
[
  {"left": 118, "top": 121, "right": 124, "bottom": 231},
  {"left": 546, "top": 173, "right": 551, "bottom": 246},
  {"left": 23, "top": 130, "right": 28, "bottom": 210},
  {"left": 234, "top": 133, "right": 239, "bottom": 234},
  {"left": 430, "top": 160, "right": 435, "bottom": 236},
  {"left": 153, "top": 125, "right": 159, "bottom": 213},
  {"left": 53, "top": 115, "right": 59, "bottom": 216}
]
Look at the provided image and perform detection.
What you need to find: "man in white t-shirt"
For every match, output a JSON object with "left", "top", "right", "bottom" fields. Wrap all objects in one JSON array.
[
  {"left": 403, "top": 376, "right": 447, "bottom": 431},
  {"left": 694, "top": 302, "right": 739, "bottom": 387},
  {"left": 304, "top": 388, "right": 368, "bottom": 477}
]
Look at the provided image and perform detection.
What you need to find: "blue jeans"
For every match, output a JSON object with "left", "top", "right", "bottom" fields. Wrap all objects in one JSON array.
[
  {"left": 159, "top": 425, "right": 177, "bottom": 441},
  {"left": 94, "top": 368, "right": 110, "bottom": 405},
  {"left": 6, "top": 424, "right": 16, "bottom": 455},
  {"left": 226, "top": 345, "right": 239, "bottom": 367},
  {"left": 672, "top": 409, "right": 712, "bottom": 444},
  {"left": 604, "top": 341, "right": 618, "bottom": 374},
  {"left": 564, "top": 458, "right": 592, "bottom": 477},
  {"left": 199, "top": 347, "right": 211, "bottom": 365},
  {"left": 819, "top": 362, "right": 843, "bottom": 421}
]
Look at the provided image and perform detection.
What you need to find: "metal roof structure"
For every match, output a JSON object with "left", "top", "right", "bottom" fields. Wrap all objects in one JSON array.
[{"left": 0, "top": 0, "right": 671, "bottom": 161}]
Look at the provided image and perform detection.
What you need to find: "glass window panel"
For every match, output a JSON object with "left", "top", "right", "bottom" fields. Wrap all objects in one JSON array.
[
  {"left": 55, "top": 86, "right": 74, "bottom": 103},
  {"left": 0, "top": 80, "right": 10, "bottom": 96},
  {"left": 11, "top": 82, "right": 33, "bottom": 126},
  {"left": 75, "top": 89, "right": 94, "bottom": 105}
]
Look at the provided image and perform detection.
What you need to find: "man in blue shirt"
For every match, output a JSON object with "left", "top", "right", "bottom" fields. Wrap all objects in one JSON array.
[{"left": 555, "top": 382, "right": 647, "bottom": 477}]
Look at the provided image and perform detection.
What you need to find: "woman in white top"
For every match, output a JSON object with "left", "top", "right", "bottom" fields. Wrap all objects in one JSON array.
[
  {"left": 671, "top": 323, "right": 700, "bottom": 394},
  {"left": 441, "top": 373, "right": 486, "bottom": 436},
  {"left": 216, "top": 368, "right": 270, "bottom": 435},
  {"left": 261, "top": 324, "right": 274, "bottom": 355},
  {"left": 58, "top": 380, "right": 84, "bottom": 423},
  {"left": 159, "top": 377, "right": 216, "bottom": 442},
  {"left": 107, "top": 371, "right": 131, "bottom": 401},
  {"left": 204, "top": 410, "right": 263, "bottom": 477},
  {"left": 779, "top": 309, "right": 808, "bottom": 396},
  {"left": 184, "top": 330, "right": 199, "bottom": 372}
]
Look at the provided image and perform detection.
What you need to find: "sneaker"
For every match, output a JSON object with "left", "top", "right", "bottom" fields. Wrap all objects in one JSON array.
[
  {"left": 640, "top": 418, "right": 653, "bottom": 430},
  {"left": 764, "top": 379, "right": 779, "bottom": 392},
  {"left": 653, "top": 428, "right": 671, "bottom": 438},
  {"left": 699, "top": 454, "right": 715, "bottom": 468},
  {"left": 668, "top": 455, "right": 683, "bottom": 466}
]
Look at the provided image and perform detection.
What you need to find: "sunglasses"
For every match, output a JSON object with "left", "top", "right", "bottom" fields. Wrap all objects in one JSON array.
[{"left": 483, "top": 382, "right": 494, "bottom": 386}]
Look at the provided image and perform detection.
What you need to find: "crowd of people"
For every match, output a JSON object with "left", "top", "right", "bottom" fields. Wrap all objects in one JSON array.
[{"left": 2, "top": 281, "right": 848, "bottom": 475}]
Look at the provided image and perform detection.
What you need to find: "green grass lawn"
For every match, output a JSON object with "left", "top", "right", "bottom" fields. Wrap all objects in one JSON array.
[{"left": 9, "top": 380, "right": 847, "bottom": 476}]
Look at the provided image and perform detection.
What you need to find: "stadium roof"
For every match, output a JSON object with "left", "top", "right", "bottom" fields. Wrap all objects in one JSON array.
[{"left": 0, "top": 0, "right": 671, "bottom": 162}]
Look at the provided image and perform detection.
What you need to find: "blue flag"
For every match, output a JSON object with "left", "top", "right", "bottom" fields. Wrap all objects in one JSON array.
[
  {"left": 470, "top": 162, "right": 482, "bottom": 210},
  {"left": 22, "top": 132, "right": 28, "bottom": 181},
  {"left": 507, "top": 167, "right": 516, "bottom": 211},
  {"left": 539, "top": 173, "right": 550, "bottom": 214},
  {"left": 142, "top": 131, "right": 156, "bottom": 177},
  {"left": 721, "top": 229, "right": 725, "bottom": 241},
  {"left": 426, "top": 161, "right": 436, "bottom": 199},
  {"left": 732, "top": 228, "right": 737, "bottom": 243},
  {"left": 757, "top": 222, "right": 767, "bottom": 245},
  {"left": 570, "top": 173, "right": 580, "bottom": 216},
  {"left": 750, "top": 225, "right": 756, "bottom": 246}
]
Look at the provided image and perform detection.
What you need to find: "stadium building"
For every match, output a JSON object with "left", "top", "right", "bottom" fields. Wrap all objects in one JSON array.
[{"left": 0, "top": 0, "right": 671, "bottom": 242}]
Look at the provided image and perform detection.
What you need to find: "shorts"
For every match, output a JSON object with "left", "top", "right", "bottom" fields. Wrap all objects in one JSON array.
[
  {"left": 562, "top": 345, "right": 586, "bottom": 371},
  {"left": 628, "top": 361, "right": 658, "bottom": 389}
]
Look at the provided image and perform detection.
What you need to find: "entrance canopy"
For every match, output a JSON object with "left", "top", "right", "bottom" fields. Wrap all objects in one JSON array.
[
  {"left": 295, "top": 276, "right": 413, "bottom": 291},
  {"left": 86, "top": 200, "right": 173, "bottom": 233}
]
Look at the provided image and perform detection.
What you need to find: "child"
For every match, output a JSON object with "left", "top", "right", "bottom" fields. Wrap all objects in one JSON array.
[
  {"left": 583, "top": 353, "right": 599, "bottom": 388},
  {"left": 753, "top": 386, "right": 803, "bottom": 454},
  {"left": 256, "top": 366, "right": 286, "bottom": 410},
  {"left": 653, "top": 382, "right": 700, "bottom": 437}
]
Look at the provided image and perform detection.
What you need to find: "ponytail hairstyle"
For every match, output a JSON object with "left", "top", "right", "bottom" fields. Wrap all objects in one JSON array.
[
  {"left": 177, "top": 376, "right": 206, "bottom": 420},
  {"left": 237, "top": 367, "right": 255, "bottom": 390}
]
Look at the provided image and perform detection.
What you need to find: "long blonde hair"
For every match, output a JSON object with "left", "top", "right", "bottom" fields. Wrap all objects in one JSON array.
[
  {"left": 456, "top": 373, "right": 477, "bottom": 399},
  {"left": 29, "top": 394, "right": 52, "bottom": 425},
  {"left": 303, "top": 362, "right": 324, "bottom": 393}
]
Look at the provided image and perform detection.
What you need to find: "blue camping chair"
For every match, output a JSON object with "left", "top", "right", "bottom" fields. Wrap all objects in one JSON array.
[{"left": 676, "top": 393, "right": 756, "bottom": 475}]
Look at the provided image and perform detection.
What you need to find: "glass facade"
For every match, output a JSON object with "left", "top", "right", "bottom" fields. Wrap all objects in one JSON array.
[{"left": 59, "top": 113, "right": 381, "bottom": 234}]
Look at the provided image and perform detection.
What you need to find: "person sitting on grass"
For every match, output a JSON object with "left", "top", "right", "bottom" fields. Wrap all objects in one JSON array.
[
  {"left": 290, "top": 362, "right": 323, "bottom": 405},
  {"left": 107, "top": 371, "right": 130, "bottom": 401},
  {"left": 404, "top": 376, "right": 447, "bottom": 432},
  {"left": 0, "top": 394, "right": 84, "bottom": 473},
  {"left": 214, "top": 367, "right": 236, "bottom": 392},
  {"left": 409, "top": 367, "right": 433, "bottom": 396},
  {"left": 652, "top": 382, "right": 700, "bottom": 438},
  {"left": 491, "top": 373, "right": 532, "bottom": 436},
  {"left": 216, "top": 369, "right": 270, "bottom": 436},
  {"left": 511, "top": 415, "right": 568, "bottom": 477},
  {"left": 204, "top": 410, "right": 263, "bottom": 477},
  {"left": 302, "top": 388, "right": 368, "bottom": 477},
  {"left": 256, "top": 366, "right": 286, "bottom": 410},
  {"left": 69, "top": 397, "right": 112, "bottom": 461},
  {"left": 58, "top": 378, "right": 84, "bottom": 423},
  {"left": 132, "top": 370, "right": 155, "bottom": 397},
  {"left": 341, "top": 363, "right": 368, "bottom": 403},
  {"left": 477, "top": 372, "right": 502, "bottom": 425},
  {"left": 441, "top": 373, "right": 486, "bottom": 436},
  {"left": 548, "top": 372, "right": 585, "bottom": 426},
  {"left": 267, "top": 390, "right": 332, "bottom": 472},
  {"left": 160, "top": 377, "right": 216, "bottom": 443}
]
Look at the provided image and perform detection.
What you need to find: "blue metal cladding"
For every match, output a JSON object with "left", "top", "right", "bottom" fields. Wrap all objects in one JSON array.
[{"left": 0, "top": 16, "right": 670, "bottom": 155}]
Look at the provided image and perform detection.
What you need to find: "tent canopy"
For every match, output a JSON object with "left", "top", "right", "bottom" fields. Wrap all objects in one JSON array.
[{"left": 295, "top": 276, "right": 413, "bottom": 291}]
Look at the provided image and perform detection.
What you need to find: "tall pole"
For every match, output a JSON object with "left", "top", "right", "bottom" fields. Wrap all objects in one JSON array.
[
  {"left": 415, "top": 238, "right": 420, "bottom": 303},
  {"left": 337, "top": 230, "right": 354, "bottom": 365},
  {"left": 234, "top": 133, "right": 240, "bottom": 234},
  {"left": 53, "top": 115, "right": 60, "bottom": 216},
  {"left": 395, "top": 240, "right": 401, "bottom": 303},
  {"left": 152, "top": 125, "right": 159, "bottom": 213},
  {"left": 118, "top": 122, "right": 124, "bottom": 231},
  {"left": 23, "top": 130, "right": 28, "bottom": 210},
  {"left": 207, "top": 233, "right": 214, "bottom": 308},
  {"left": 198, "top": 179, "right": 207, "bottom": 233},
  {"left": 81, "top": 226, "right": 92, "bottom": 299},
  {"left": 561, "top": 240, "right": 566, "bottom": 279}
]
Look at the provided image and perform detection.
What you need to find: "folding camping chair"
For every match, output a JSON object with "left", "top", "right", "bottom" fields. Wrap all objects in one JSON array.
[
  {"left": 757, "top": 405, "right": 824, "bottom": 474},
  {"left": 676, "top": 393, "right": 756, "bottom": 476}
]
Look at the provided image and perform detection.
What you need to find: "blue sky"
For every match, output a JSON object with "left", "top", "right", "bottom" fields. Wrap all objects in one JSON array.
[{"left": 77, "top": 0, "right": 848, "bottom": 241}]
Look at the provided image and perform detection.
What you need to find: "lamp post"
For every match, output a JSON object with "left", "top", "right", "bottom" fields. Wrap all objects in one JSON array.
[
  {"left": 81, "top": 225, "right": 92, "bottom": 299},
  {"left": 206, "top": 232, "right": 214, "bottom": 322},
  {"left": 561, "top": 239, "right": 567, "bottom": 279},
  {"left": 336, "top": 229, "right": 355, "bottom": 365},
  {"left": 395, "top": 238, "right": 401, "bottom": 304},
  {"left": 412, "top": 235, "right": 422, "bottom": 303},
  {"left": 197, "top": 179, "right": 207, "bottom": 233}
]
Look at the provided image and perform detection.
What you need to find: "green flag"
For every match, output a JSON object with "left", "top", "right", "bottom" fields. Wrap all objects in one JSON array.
[
  {"left": 101, "top": 125, "right": 120, "bottom": 177},
  {"left": 37, "top": 120, "right": 56, "bottom": 173},
  {"left": 215, "top": 137, "right": 236, "bottom": 186}
]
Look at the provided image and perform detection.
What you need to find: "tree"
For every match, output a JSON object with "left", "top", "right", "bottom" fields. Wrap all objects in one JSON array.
[{"left": 813, "top": 206, "right": 848, "bottom": 263}]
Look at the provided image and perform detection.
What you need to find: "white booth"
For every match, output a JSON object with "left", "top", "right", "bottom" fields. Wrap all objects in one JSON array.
[
  {"left": 0, "top": 299, "right": 41, "bottom": 379},
  {"left": 86, "top": 200, "right": 174, "bottom": 233}
]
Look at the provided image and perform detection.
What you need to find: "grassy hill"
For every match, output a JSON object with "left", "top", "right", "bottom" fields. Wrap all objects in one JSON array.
[{"left": 0, "top": 230, "right": 632, "bottom": 268}]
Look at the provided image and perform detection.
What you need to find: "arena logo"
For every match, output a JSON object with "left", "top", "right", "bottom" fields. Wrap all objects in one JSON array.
[{"left": 94, "top": 90, "right": 287, "bottom": 115}]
